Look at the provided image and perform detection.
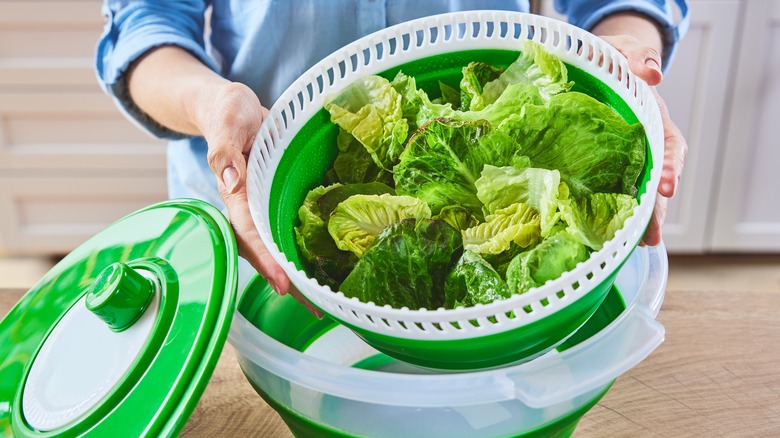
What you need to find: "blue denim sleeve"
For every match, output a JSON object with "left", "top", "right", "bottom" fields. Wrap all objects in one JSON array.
[
  {"left": 95, "top": 0, "right": 216, "bottom": 139},
  {"left": 554, "top": 0, "right": 690, "bottom": 70}
]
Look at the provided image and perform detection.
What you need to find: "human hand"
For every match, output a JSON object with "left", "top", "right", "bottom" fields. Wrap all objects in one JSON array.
[
  {"left": 599, "top": 35, "right": 688, "bottom": 247},
  {"left": 201, "top": 82, "right": 322, "bottom": 316}
]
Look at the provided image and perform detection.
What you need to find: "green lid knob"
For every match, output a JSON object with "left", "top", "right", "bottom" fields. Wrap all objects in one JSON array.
[{"left": 86, "top": 262, "right": 155, "bottom": 332}]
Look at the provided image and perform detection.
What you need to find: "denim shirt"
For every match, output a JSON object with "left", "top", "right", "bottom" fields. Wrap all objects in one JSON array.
[{"left": 95, "top": 0, "right": 688, "bottom": 207}]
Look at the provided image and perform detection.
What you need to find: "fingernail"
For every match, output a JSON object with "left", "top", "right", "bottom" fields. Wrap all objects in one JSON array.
[
  {"left": 645, "top": 57, "right": 661, "bottom": 74},
  {"left": 222, "top": 166, "right": 239, "bottom": 194},
  {"left": 269, "top": 280, "right": 286, "bottom": 295}
]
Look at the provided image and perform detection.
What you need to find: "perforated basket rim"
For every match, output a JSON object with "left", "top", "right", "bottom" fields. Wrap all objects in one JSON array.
[{"left": 247, "top": 11, "right": 663, "bottom": 341}]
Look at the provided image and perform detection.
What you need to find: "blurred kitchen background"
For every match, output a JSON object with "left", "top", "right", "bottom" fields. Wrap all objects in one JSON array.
[{"left": 1, "top": 0, "right": 779, "bottom": 290}]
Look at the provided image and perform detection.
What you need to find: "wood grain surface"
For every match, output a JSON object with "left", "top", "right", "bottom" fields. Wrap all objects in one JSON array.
[{"left": 2, "top": 283, "right": 779, "bottom": 437}]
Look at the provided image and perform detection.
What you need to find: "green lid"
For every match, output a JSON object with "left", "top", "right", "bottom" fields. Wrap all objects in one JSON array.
[{"left": 0, "top": 199, "right": 238, "bottom": 437}]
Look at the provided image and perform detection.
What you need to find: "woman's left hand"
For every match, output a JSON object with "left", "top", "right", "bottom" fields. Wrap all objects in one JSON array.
[{"left": 598, "top": 33, "right": 688, "bottom": 246}]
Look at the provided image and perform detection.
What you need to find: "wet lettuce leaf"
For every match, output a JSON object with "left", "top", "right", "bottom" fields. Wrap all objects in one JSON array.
[
  {"left": 294, "top": 184, "right": 357, "bottom": 288},
  {"left": 498, "top": 91, "right": 646, "bottom": 197},
  {"left": 444, "top": 249, "right": 511, "bottom": 308},
  {"left": 327, "top": 194, "right": 431, "bottom": 257},
  {"left": 325, "top": 75, "right": 409, "bottom": 172},
  {"left": 434, "top": 205, "right": 480, "bottom": 232},
  {"left": 560, "top": 192, "right": 638, "bottom": 250},
  {"left": 460, "top": 61, "right": 505, "bottom": 111},
  {"left": 462, "top": 203, "right": 541, "bottom": 255},
  {"left": 506, "top": 230, "right": 589, "bottom": 294},
  {"left": 394, "top": 119, "right": 526, "bottom": 217},
  {"left": 475, "top": 165, "right": 562, "bottom": 237},
  {"left": 340, "top": 219, "right": 462, "bottom": 309}
]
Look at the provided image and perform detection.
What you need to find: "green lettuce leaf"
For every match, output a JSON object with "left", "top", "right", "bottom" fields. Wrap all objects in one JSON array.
[
  {"left": 327, "top": 194, "right": 431, "bottom": 257},
  {"left": 444, "top": 249, "right": 511, "bottom": 308},
  {"left": 478, "top": 40, "right": 573, "bottom": 109},
  {"left": 340, "top": 219, "right": 462, "bottom": 309},
  {"left": 325, "top": 75, "right": 409, "bottom": 171},
  {"left": 506, "top": 230, "right": 589, "bottom": 294},
  {"left": 462, "top": 203, "right": 541, "bottom": 255},
  {"left": 394, "top": 118, "right": 526, "bottom": 217},
  {"left": 475, "top": 165, "right": 562, "bottom": 237},
  {"left": 434, "top": 205, "right": 479, "bottom": 232},
  {"left": 294, "top": 184, "right": 357, "bottom": 288},
  {"left": 560, "top": 192, "right": 638, "bottom": 250},
  {"left": 460, "top": 61, "right": 505, "bottom": 111},
  {"left": 498, "top": 91, "right": 646, "bottom": 197}
]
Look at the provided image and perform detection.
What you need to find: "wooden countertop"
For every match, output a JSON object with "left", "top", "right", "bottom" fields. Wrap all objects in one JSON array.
[{"left": 2, "top": 284, "right": 779, "bottom": 437}]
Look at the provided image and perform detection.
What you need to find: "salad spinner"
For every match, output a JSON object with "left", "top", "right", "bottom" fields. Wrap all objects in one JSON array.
[
  {"left": 231, "top": 244, "right": 668, "bottom": 438},
  {"left": 246, "top": 11, "right": 665, "bottom": 370}
]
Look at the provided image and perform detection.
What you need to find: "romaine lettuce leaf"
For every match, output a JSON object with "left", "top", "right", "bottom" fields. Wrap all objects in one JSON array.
[
  {"left": 340, "top": 219, "right": 462, "bottom": 309},
  {"left": 506, "top": 230, "right": 589, "bottom": 294},
  {"left": 394, "top": 118, "right": 525, "bottom": 217},
  {"left": 434, "top": 205, "right": 479, "bottom": 232},
  {"left": 560, "top": 192, "right": 638, "bottom": 250},
  {"left": 327, "top": 194, "right": 431, "bottom": 257},
  {"left": 444, "top": 249, "right": 511, "bottom": 308},
  {"left": 475, "top": 165, "right": 562, "bottom": 237},
  {"left": 325, "top": 75, "right": 409, "bottom": 171},
  {"left": 462, "top": 203, "right": 541, "bottom": 255},
  {"left": 460, "top": 61, "right": 505, "bottom": 111},
  {"left": 294, "top": 184, "right": 357, "bottom": 288},
  {"left": 498, "top": 91, "right": 646, "bottom": 197},
  {"left": 478, "top": 40, "right": 573, "bottom": 108}
]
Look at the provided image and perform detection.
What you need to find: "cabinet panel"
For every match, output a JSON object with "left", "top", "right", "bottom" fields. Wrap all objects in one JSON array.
[
  {"left": 0, "top": 2, "right": 103, "bottom": 88},
  {"left": 0, "top": 92, "right": 166, "bottom": 171},
  {"left": 656, "top": 0, "right": 741, "bottom": 253},
  {"left": 0, "top": 176, "right": 167, "bottom": 255},
  {"left": 711, "top": 0, "right": 780, "bottom": 251}
]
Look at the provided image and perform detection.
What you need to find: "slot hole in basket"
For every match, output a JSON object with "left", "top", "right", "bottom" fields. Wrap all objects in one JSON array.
[
  {"left": 513, "top": 22, "right": 522, "bottom": 39},
  {"left": 471, "top": 21, "right": 481, "bottom": 38},
  {"left": 374, "top": 42, "right": 384, "bottom": 60},
  {"left": 540, "top": 298, "right": 550, "bottom": 307},
  {"left": 362, "top": 48, "right": 371, "bottom": 66},
  {"left": 316, "top": 75, "right": 324, "bottom": 93},
  {"left": 287, "top": 101, "right": 296, "bottom": 120},
  {"left": 443, "top": 23, "right": 453, "bottom": 41},
  {"left": 457, "top": 22, "right": 467, "bottom": 39},
  {"left": 279, "top": 110, "right": 289, "bottom": 130},
  {"left": 600, "top": 261, "right": 608, "bottom": 270},
  {"left": 557, "top": 291, "right": 566, "bottom": 299},
  {"left": 388, "top": 37, "right": 398, "bottom": 55},
  {"left": 429, "top": 26, "right": 439, "bottom": 44},
  {"left": 415, "top": 29, "right": 425, "bottom": 47},
  {"left": 338, "top": 60, "right": 347, "bottom": 78},
  {"left": 586, "top": 272, "right": 595, "bottom": 280},
  {"left": 349, "top": 54, "right": 359, "bottom": 72},
  {"left": 522, "top": 304, "right": 533, "bottom": 314},
  {"left": 326, "top": 67, "right": 335, "bottom": 86},
  {"left": 380, "top": 318, "right": 391, "bottom": 328},
  {"left": 402, "top": 33, "right": 411, "bottom": 51},
  {"left": 305, "top": 83, "right": 314, "bottom": 102},
  {"left": 505, "top": 311, "right": 516, "bottom": 320},
  {"left": 296, "top": 91, "right": 305, "bottom": 111},
  {"left": 499, "top": 21, "right": 508, "bottom": 38},
  {"left": 572, "top": 281, "right": 580, "bottom": 290},
  {"left": 485, "top": 21, "right": 495, "bottom": 38}
]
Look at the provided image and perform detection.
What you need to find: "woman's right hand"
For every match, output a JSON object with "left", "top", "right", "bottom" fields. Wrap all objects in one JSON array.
[{"left": 127, "top": 46, "right": 321, "bottom": 316}]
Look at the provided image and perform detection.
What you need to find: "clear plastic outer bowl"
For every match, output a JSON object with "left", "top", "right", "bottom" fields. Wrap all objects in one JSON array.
[{"left": 229, "top": 245, "right": 667, "bottom": 438}]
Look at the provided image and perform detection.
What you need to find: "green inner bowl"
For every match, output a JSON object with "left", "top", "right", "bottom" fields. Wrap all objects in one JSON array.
[{"left": 263, "top": 49, "right": 652, "bottom": 370}]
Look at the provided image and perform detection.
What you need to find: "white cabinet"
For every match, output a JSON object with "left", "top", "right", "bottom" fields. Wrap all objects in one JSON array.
[
  {"left": 657, "top": 0, "right": 742, "bottom": 253},
  {"left": 662, "top": 0, "right": 780, "bottom": 253},
  {"left": 709, "top": 0, "right": 780, "bottom": 251},
  {"left": 0, "top": 1, "right": 168, "bottom": 255}
]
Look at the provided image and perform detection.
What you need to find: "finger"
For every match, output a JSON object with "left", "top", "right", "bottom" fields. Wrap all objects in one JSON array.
[
  {"left": 640, "top": 194, "right": 668, "bottom": 247},
  {"left": 288, "top": 284, "right": 324, "bottom": 319},
  {"left": 219, "top": 176, "right": 291, "bottom": 295},
  {"left": 652, "top": 88, "right": 688, "bottom": 198},
  {"left": 600, "top": 35, "right": 663, "bottom": 86}
]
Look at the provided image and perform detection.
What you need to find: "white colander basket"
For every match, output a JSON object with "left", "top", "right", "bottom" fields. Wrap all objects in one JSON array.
[{"left": 247, "top": 11, "right": 663, "bottom": 342}]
